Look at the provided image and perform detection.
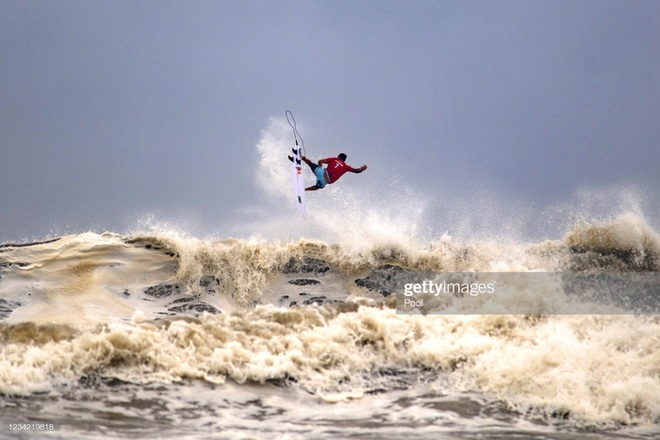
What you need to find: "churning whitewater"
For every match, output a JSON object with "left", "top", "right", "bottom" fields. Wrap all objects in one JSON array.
[
  {"left": 0, "top": 119, "right": 659, "bottom": 439},
  {"left": 0, "top": 212, "right": 659, "bottom": 438}
]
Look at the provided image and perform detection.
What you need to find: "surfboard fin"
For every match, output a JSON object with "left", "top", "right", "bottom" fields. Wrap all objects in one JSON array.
[{"left": 288, "top": 155, "right": 294, "bottom": 162}]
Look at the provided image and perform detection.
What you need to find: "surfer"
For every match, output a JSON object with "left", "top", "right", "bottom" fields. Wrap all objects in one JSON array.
[{"left": 291, "top": 152, "right": 368, "bottom": 191}]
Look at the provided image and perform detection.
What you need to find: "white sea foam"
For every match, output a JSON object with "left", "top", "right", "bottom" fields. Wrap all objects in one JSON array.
[{"left": 0, "top": 119, "right": 658, "bottom": 436}]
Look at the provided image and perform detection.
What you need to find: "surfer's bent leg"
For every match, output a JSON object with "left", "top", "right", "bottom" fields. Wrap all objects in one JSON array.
[
  {"left": 302, "top": 157, "right": 317, "bottom": 171},
  {"left": 301, "top": 157, "right": 326, "bottom": 190},
  {"left": 313, "top": 167, "right": 327, "bottom": 189}
]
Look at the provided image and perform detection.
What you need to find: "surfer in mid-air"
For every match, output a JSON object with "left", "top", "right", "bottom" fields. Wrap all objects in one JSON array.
[{"left": 289, "top": 152, "right": 368, "bottom": 191}]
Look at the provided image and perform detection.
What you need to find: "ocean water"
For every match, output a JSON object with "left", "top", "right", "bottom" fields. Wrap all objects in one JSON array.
[
  {"left": 0, "top": 213, "right": 659, "bottom": 439},
  {"left": 1, "top": 118, "right": 659, "bottom": 439}
]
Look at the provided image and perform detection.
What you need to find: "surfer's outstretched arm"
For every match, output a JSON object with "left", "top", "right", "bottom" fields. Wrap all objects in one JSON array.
[{"left": 349, "top": 165, "right": 368, "bottom": 173}]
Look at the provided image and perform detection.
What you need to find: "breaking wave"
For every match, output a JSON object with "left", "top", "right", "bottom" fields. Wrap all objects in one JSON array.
[{"left": 1, "top": 212, "right": 659, "bottom": 429}]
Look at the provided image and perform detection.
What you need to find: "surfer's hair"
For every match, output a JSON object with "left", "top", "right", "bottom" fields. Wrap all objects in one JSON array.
[{"left": 338, "top": 153, "right": 347, "bottom": 161}]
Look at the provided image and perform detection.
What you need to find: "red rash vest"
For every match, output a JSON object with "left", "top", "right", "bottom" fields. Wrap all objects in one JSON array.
[{"left": 323, "top": 157, "right": 355, "bottom": 183}]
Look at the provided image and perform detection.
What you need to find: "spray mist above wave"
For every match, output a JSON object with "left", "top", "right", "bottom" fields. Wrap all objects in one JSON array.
[
  {"left": 252, "top": 116, "right": 432, "bottom": 250},
  {"left": 251, "top": 115, "right": 660, "bottom": 248}
]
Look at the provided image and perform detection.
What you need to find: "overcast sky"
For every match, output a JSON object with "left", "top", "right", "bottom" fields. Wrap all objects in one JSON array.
[{"left": 1, "top": 0, "right": 658, "bottom": 242}]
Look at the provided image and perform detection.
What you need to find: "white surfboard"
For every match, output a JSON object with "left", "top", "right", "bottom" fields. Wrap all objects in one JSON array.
[
  {"left": 286, "top": 110, "right": 306, "bottom": 220},
  {"left": 291, "top": 143, "right": 306, "bottom": 219}
]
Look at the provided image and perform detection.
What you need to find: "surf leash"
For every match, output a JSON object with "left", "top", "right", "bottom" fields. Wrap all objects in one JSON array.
[{"left": 285, "top": 110, "right": 306, "bottom": 157}]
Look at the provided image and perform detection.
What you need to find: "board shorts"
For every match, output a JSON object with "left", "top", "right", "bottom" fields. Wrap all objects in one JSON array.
[{"left": 311, "top": 164, "right": 327, "bottom": 188}]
